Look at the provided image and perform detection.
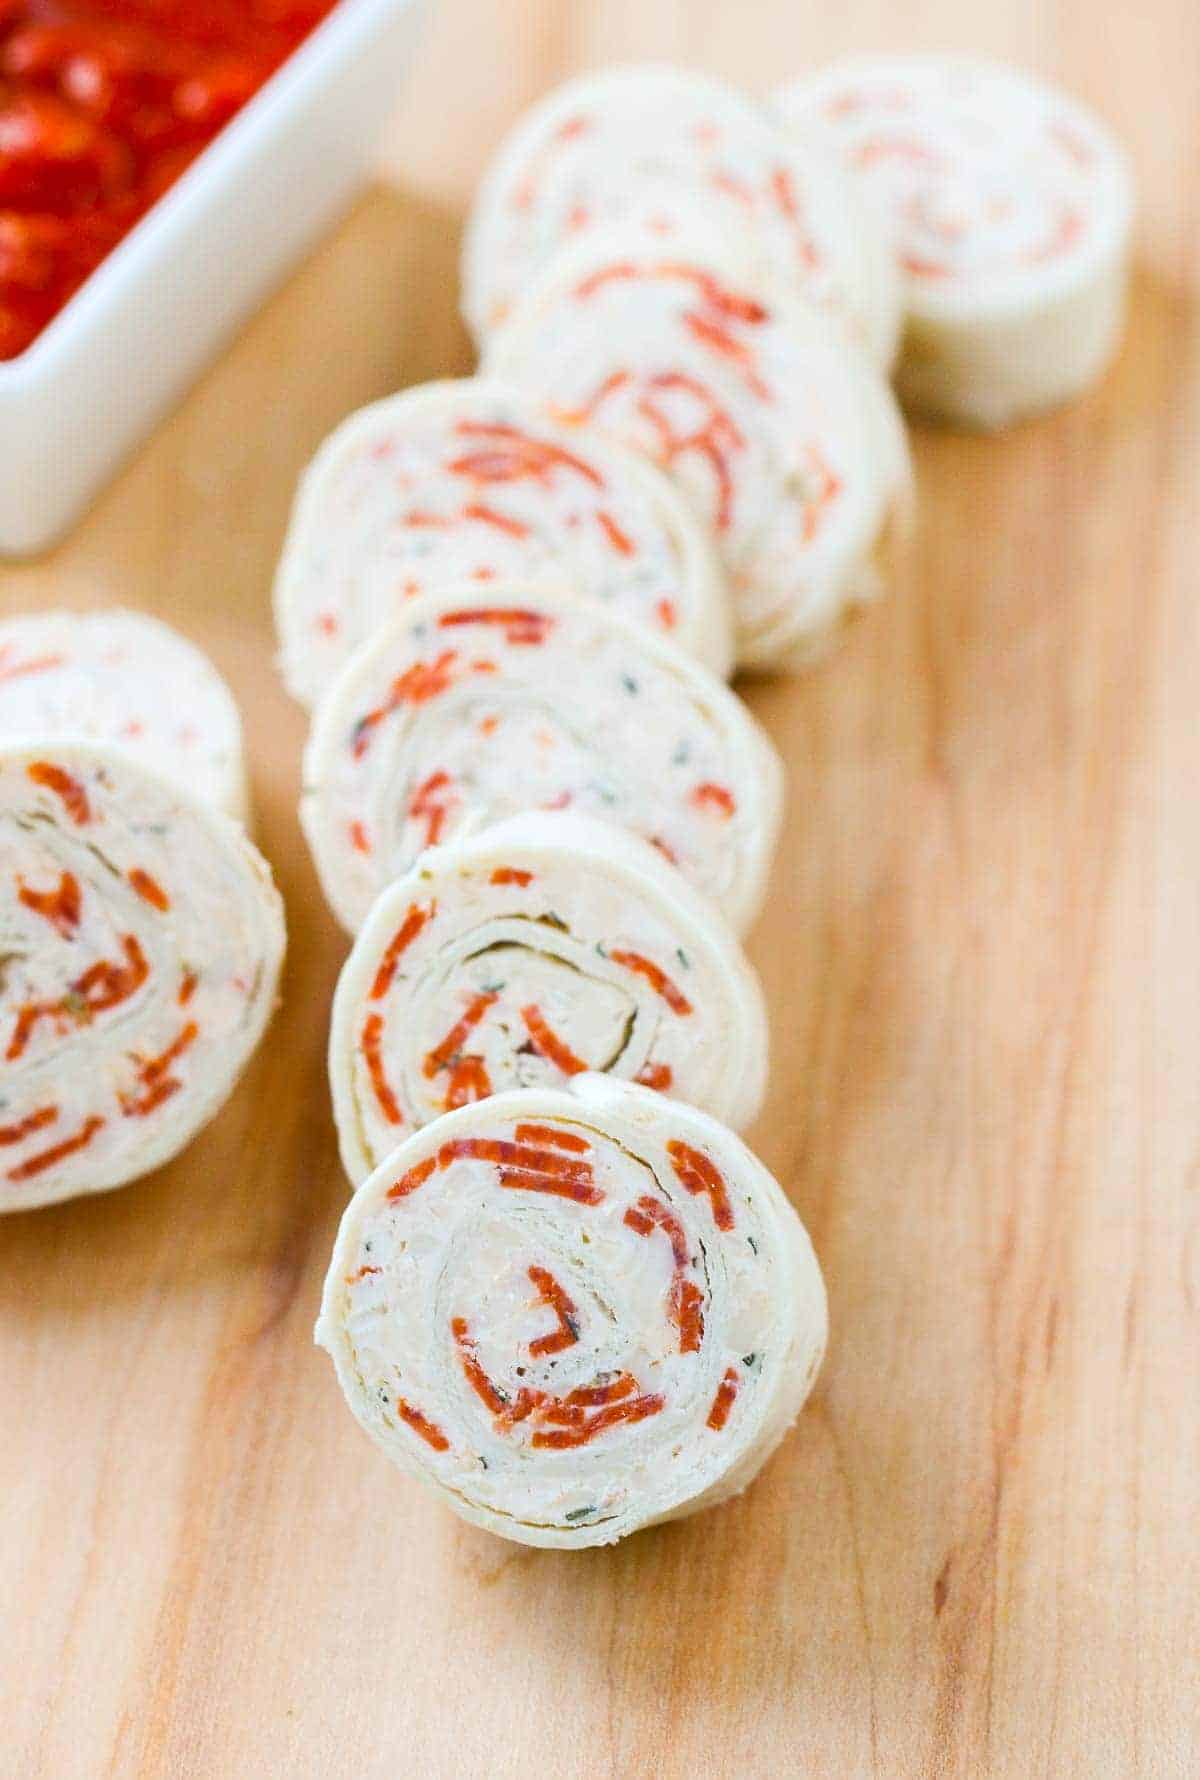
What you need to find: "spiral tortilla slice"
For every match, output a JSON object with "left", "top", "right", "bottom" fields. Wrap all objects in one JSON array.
[
  {"left": 316, "top": 1076, "right": 827, "bottom": 1547},
  {"left": 0, "top": 739, "right": 285, "bottom": 1213},
  {"left": 273, "top": 377, "right": 732, "bottom": 707},
  {"left": 462, "top": 62, "right": 900, "bottom": 368},
  {"left": 0, "top": 610, "right": 249, "bottom": 822},
  {"left": 774, "top": 56, "right": 1134, "bottom": 426},
  {"left": 300, "top": 584, "right": 783, "bottom": 936},
  {"left": 484, "top": 231, "right": 910, "bottom": 671},
  {"left": 330, "top": 811, "right": 768, "bottom": 1182}
]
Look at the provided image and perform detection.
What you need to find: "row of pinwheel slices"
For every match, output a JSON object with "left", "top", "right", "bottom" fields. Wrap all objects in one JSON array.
[
  {"left": 297, "top": 52, "right": 1129, "bottom": 1548},
  {"left": 0, "top": 612, "right": 285, "bottom": 1214}
]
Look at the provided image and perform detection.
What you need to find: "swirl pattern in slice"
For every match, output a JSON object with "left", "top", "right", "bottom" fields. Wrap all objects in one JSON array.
[
  {"left": 274, "top": 377, "right": 732, "bottom": 706},
  {"left": 316, "top": 1077, "right": 827, "bottom": 1547},
  {"left": 485, "top": 233, "right": 910, "bottom": 669},
  {"left": 0, "top": 610, "right": 248, "bottom": 820},
  {"left": 775, "top": 56, "right": 1133, "bottom": 424},
  {"left": 0, "top": 740, "right": 285, "bottom": 1212},
  {"left": 300, "top": 584, "right": 782, "bottom": 935},
  {"left": 462, "top": 63, "right": 900, "bottom": 366},
  {"left": 330, "top": 811, "right": 768, "bottom": 1180}
]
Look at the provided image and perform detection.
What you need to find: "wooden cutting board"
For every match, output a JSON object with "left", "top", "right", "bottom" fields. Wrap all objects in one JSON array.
[{"left": 3, "top": 6, "right": 1197, "bottom": 1776}]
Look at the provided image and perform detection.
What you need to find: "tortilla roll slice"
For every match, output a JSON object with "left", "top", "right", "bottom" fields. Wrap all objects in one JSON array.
[
  {"left": 316, "top": 1076, "right": 827, "bottom": 1548},
  {"left": 774, "top": 56, "right": 1134, "bottom": 427},
  {"left": 329, "top": 811, "right": 768, "bottom": 1182},
  {"left": 274, "top": 377, "right": 732, "bottom": 707},
  {"left": 484, "top": 230, "right": 911, "bottom": 672},
  {"left": 462, "top": 63, "right": 900, "bottom": 369},
  {"left": 0, "top": 739, "right": 285, "bottom": 1213},
  {"left": 0, "top": 610, "right": 249, "bottom": 822},
  {"left": 299, "top": 584, "right": 783, "bottom": 936}
]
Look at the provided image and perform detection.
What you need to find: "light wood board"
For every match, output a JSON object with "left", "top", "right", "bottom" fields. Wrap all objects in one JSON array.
[{"left": 2, "top": 4, "right": 1198, "bottom": 1776}]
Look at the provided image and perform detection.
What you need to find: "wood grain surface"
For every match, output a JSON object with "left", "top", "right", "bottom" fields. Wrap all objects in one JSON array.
[{"left": 3, "top": 5, "right": 1198, "bottom": 1776}]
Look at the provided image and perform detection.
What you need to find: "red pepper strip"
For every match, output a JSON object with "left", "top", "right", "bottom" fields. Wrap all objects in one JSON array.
[
  {"left": 649, "top": 834, "right": 679, "bottom": 866},
  {"left": 898, "top": 251, "right": 951, "bottom": 279},
  {"left": 490, "top": 867, "right": 533, "bottom": 887},
  {"left": 443, "top": 1055, "right": 492, "bottom": 1110},
  {"left": 127, "top": 867, "right": 170, "bottom": 912},
  {"left": 667, "top": 1140, "right": 735, "bottom": 1231},
  {"left": 6, "top": 932, "right": 149, "bottom": 1061},
  {"left": 178, "top": 969, "right": 198, "bottom": 1006},
  {"left": 409, "top": 771, "right": 456, "bottom": 849},
  {"left": 348, "top": 821, "right": 371, "bottom": 855},
  {"left": 560, "top": 1374, "right": 637, "bottom": 1409},
  {"left": 437, "top": 607, "right": 554, "bottom": 646},
  {"left": 452, "top": 1316, "right": 546, "bottom": 1427},
  {"left": 652, "top": 262, "right": 770, "bottom": 325},
  {"left": 527, "top": 1264, "right": 579, "bottom": 1356},
  {"left": 655, "top": 599, "right": 678, "bottom": 630},
  {"left": 345, "top": 1263, "right": 381, "bottom": 1284},
  {"left": 691, "top": 782, "right": 736, "bottom": 819},
  {"left": 449, "top": 421, "right": 605, "bottom": 489},
  {"left": 0, "top": 1105, "right": 57, "bottom": 1145},
  {"left": 351, "top": 651, "right": 458, "bottom": 757},
  {"left": 682, "top": 309, "right": 770, "bottom": 400},
  {"left": 438, "top": 1136, "right": 600, "bottom": 1201},
  {"left": 609, "top": 950, "right": 693, "bottom": 1015},
  {"left": 769, "top": 166, "right": 821, "bottom": 270},
  {"left": 670, "top": 1276, "right": 705, "bottom": 1354},
  {"left": 574, "top": 260, "right": 641, "bottom": 299},
  {"left": 520, "top": 1005, "right": 589, "bottom": 1076},
  {"left": 623, "top": 1193, "right": 688, "bottom": 1266},
  {"left": 513, "top": 1123, "right": 589, "bottom": 1153},
  {"left": 636, "top": 1062, "right": 673, "bottom": 1091},
  {"left": 530, "top": 1392, "right": 664, "bottom": 1449},
  {"left": 361, "top": 1012, "right": 403, "bottom": 1125},
  {"left": 460, "top": 502, "right": 530, "bottom": 539},
  {"left": 26, "top": 760, "right": 89, "bottom": 824},
  {"left": 422, "top": 992, "right": 497, "bottom": 1079},
  {"left": 387, "top": 1155, "right": 436, "bottom": 1200},
  {"left": 552, "top": 369, "right": 632, "bottom": 425},
  {"left": 396, "top": 1399, "right": 450, "bottom": 1452},
  {"left": 0, "top": 650, "right": 64, "bottom": 681},
  {"left": 17, "top": 869, "right": 80, "bottom": 934},
  {"left": 120, "top": 1020, "right": 197, "bottom": 1117},
  {"left": 798, "top": 447, "right": 843, "bottom": 544},
  {"left": 370, "top": 904, "right": 431, "bottom": 999},
  {"left": 706, "top": 1366, "right": 740, "bottom": 1431},
  {"left": 596, "top": 509, "right": 635, "bottom": 555},
  {"left": 7, "top": 1113, "right": 104, "bottom": 1182}
]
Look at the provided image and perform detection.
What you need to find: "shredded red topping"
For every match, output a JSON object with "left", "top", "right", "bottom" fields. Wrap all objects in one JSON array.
[
  {"left": 442, "top": 1054, "right": 492, "bottom": 1109},
  {"left": 7, "top": 931, "right": 148, "bottom": 1061},
  {"left": 609, "top": 949, "right": 693, "bottom": 1015},
  {"left": 408, "top": 770, "right": 456, "bottom": 849},
  {"left": 513, "top": 1122, "right": 589, "bottom": 1153},
  {"left": 490, "top": 866, "right": 533, "bottom": 887},
  {"left": 361, "top": 1012, "right": 402, "bottom": 1125},
  {"left": 635, "top": 1061, "right": 673, "bottom": 1091},
  {"left": 352, "top": 650, "right": 458, "bottom": 757},
  {"left": 422, "top": 991, "right": 497, "bottom": 1080},
  {"left": 706, "top": 1366, "right": 740, "bottom": 1431},
  {"left": 395, "top": 1398, "right": 450, "bottom": 1452},
  {"left": 7, "top": 1112, "right": 104, "bottom": 1181},
  {"left": 26, "top": 759, "right": 89, "bottom": 823},
  {"left": 439, "top": 1135, "right": 602, "bottom": 1206},
  {"left": 596, "top": 508, "right": 635, "bottom": 555},
  {"left": 119, "top": 1020, "right": 197, "bottom": 1117},
  {"left": 520, "top": 1004, "right": 589, "bottom": 1077},
  {"left": 387, "top": 1155, "right": 436, "bottom": 1200},
  {"left": 691, "top": 781, "right": 736, "bottom": 819},
  {"left": 527, "top": 1264, "right": 579, "bottom": 1357},
  {"left": 369, "top": 903, "right": 431, "bottom": 998},
  {"left": 127, "top": 867, "right": 170, "bottom": 911},
  {"left": 437, "top": 606, "right": 554, "bottom": 646},
  {"left": 449, "top": 420, "right": 604, "bottom": 490},
  {"left": 0, "top": 1104, "right": 57, "bottom": 1145},
  {"left": 668, "top": 1139, "right": 735, "bottom": 1231},
  {"left": 16, "top": 869, "right": 80, "bottom": 934}
]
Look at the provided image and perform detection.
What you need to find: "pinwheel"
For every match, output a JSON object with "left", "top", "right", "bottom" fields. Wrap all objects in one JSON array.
[
  {"left": 329, "top": 810, "right": 768, "bottom": 1181},
  {"left": 0, "top": 610, "right": 248, "bottom": 820},
  {"left": 316, "top": 1076, "right": 827, "bottom": 1547},
  {"left": 0, "top": 740, "right": 285, "bottom": 1212},
  {"left": 462, "top": 63, "right": 900, "bottom": 368},
  {"left": 300, "top": 585, "right": 783, "bottom": 935},
  {"left": 274, "top": 377, "right": 732, "bottom": 705},
  {"left": 484, "top": 232, "right": 910, "bottom": 670},
  {"left": 774, "top": 56, "right": 1133, "bottom": 426}
]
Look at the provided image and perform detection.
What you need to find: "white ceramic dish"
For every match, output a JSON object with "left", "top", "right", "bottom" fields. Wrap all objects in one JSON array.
[{"left": 0, "top": 0, "right": 424, "bottom": 558}]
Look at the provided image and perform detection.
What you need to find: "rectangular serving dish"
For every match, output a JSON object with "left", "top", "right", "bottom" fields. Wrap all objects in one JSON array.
[{"left": 0, "top": 0, "right": 424, "bottom": 557}]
